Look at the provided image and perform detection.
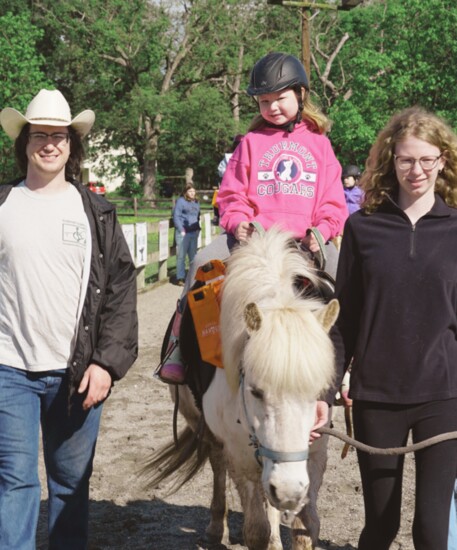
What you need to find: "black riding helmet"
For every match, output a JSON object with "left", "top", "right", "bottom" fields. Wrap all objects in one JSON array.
[
  {"left": 248, "top": 53, "right": 309, "bottom": 132},
  {"left": 247, "top": 52, "right": 309, "bottom": 97},
  {"left": 342, "top": 165, "right": 361, "bottom": 179}
]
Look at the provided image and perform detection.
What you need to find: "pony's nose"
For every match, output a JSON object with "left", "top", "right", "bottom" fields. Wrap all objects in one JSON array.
[{"left": 268, "top": 479, "right": 308, "bottom": 511}]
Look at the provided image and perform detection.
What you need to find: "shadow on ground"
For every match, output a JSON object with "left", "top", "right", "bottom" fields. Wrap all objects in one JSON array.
[{"left": 36, "top": 498, "right": 357, "bottom": 550}]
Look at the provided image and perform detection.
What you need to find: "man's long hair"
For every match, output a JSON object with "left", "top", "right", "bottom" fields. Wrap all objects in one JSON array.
[{"left": 14, "top": 124, "right": 85, "bottom": 180}]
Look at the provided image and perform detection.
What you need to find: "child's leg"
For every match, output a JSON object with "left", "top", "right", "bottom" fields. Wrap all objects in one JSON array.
[
  {"left": 324, "top": 241, "right": 339, "bottom": 281},
  {"left": 159, "top": 234, "right": 235, "bottom": 384},
  {"left": 158, "top": 305, "right": 185, "bottom": 384}
]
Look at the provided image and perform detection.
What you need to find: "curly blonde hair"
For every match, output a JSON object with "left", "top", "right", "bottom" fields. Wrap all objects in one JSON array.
[
  {"left": 248, "top": 89, "right": 331, "bottom": 135},
  {"left": 361, "top": 106, "right": 457, "bottom": 212}
]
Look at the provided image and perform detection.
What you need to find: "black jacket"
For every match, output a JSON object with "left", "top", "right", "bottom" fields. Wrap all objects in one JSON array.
[
  {"left": 332, "top": 194, "right": 457, "bottom": 404},
  {"left": 0, "top": 179, "right": 138, "bottom": 394}
]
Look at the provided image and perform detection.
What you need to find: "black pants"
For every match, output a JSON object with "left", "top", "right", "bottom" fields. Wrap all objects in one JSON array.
[{"left": 353, "top": 398, "right": 457, "bottom": 550}]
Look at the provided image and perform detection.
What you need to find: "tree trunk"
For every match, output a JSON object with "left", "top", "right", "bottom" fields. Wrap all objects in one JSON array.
[
  {"left": 231, "top": 44, "right": 244, "bottom": 123},
  {"left": 143, "top": 155, "right": 157, "bottom": 201},
  {"left": 143, "top": 114, "right": 161, "bottom": 200}
]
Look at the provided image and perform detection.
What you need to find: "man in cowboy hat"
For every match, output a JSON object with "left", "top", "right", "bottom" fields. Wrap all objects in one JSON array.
[{"left": 0, "top": 89, "right": 138, "bottom": 549}]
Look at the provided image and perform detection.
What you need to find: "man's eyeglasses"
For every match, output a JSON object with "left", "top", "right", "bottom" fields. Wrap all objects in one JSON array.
[
  {"left": 393, "top": 154, "right": 442, "bottom": 172},
  {"left": 28, "top": 132, "right": 70, "bottom": 146}
]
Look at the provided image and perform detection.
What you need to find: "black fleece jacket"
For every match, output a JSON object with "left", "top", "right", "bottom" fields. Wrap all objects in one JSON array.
[{"left": 332, "top": 194, "right": 457, "bottom": 404}]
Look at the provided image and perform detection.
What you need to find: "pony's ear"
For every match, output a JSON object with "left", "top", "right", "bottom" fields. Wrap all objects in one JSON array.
[
  {"left": 314, "top": 299, "right": 339, "bottom": 333},
  {"left": 244, "top": 302, "right": 262, "bottom": 333}
]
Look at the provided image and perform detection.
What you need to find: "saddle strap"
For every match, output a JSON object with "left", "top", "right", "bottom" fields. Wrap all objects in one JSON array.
[
  {"left": 249, "top": 221, "right": 266, "bottom": 235},
  {"left": 307, "top": 227, "right": 327, "bottom": 271}
]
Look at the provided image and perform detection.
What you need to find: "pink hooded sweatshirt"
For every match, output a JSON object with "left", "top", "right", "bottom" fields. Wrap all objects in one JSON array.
[{"left": 217, "top": 121, "right": 348, "bottom": 242}]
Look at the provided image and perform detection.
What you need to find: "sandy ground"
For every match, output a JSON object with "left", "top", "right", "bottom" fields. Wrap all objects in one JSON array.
[{"left": 36, "top": 281, "right": 416, "bottom": 549}]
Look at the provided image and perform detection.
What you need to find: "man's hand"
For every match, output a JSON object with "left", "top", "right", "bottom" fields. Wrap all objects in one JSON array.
[
  {"left": 310, "top": 401, "right": 329, "bottom": 443},
  {"left": 234, "top": 221, "right": 254, "bottom": 242},
  {"left": 78, "top": 363, "right": 112, "bottom": 410}
]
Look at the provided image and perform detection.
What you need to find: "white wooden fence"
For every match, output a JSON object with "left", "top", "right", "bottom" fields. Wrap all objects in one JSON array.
[{"left": 121, "top": 212, "right": 216, "bottom": 291}]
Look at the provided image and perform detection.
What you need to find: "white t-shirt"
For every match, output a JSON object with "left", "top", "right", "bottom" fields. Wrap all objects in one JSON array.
[{"left": 0, "top": 182, "right": 90, "bottom": 371}]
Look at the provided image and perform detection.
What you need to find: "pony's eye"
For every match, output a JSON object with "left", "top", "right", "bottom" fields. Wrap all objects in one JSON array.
[{"left": 250, "top": 387, "right": 264, "bottom": 400}]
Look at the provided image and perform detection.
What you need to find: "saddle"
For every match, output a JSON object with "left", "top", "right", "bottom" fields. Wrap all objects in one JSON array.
[{"left": 179, "top": 260, "right": 225, "bottom": 410}]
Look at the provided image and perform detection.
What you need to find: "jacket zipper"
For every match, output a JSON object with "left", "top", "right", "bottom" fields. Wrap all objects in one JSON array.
[{"left": 410, "top": 225, "right": 416, "bottom": 257}]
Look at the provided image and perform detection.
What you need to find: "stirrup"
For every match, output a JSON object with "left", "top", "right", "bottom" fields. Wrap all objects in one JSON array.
[{"left": 154, "top": 342, "right": 187, "bottom": 384}]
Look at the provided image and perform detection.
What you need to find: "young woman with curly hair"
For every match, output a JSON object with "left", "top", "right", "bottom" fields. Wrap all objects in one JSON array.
[{"left": 333, "top": 106, "right": 457, "bottom": 550}]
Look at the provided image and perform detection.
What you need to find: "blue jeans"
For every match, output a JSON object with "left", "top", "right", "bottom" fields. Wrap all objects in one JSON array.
[
  {"left": 449, "top": 480, "right": 457, "bottom": 550},
  {"left": 176, "top": 230, "right": 199, "bottom": 280},
  {"left": 0, "top": 364, "right": 103, "bottom": 550}
]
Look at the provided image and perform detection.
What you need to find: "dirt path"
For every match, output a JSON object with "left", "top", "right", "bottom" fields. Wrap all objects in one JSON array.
[{"left": 37, "top": 282, "right": 416, "bottom": 549}]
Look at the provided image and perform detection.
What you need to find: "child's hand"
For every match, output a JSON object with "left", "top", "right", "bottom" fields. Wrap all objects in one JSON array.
[
  {"left": 235, "top": 221, "right": 254, "bottom": 242},
  {"left": 301, "top": 232, "right": 320, "bottom": 253}
]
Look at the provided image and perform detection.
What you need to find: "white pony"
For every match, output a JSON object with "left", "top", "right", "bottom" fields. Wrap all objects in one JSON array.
[{"left": 146, "top": 228, "right": 339, "bottom": 550}]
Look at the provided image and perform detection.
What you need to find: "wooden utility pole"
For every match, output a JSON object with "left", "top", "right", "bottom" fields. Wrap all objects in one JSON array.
[
  {"left": 267, "top": 0, "right": 363, "bottom": 86},
  {"left": 301, "top": 8, "right": 311, "bottom": 77}
]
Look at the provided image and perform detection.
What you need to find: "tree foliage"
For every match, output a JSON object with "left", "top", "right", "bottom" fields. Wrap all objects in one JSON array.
[
  {"left": 1, "top": 0, "right": 457, "bottom": 192},
  {"left": 0, "top": 11, "right": 49, "bottom": 181},
  {"left": 321, "top": 0, "right": 457, "bottom": 167}
]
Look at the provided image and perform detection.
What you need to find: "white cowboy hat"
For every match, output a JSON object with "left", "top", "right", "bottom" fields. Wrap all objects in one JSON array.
[{"left": 0, "top": 89, "right": 95, "bottom": 139}]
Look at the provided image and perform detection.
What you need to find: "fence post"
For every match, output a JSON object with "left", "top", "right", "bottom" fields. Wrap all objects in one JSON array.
[
  {"left": 158, "top": 260, "right": 168, "bottom": 281},
  {"left": 136, "top": 266, "right": 145, "bottom": 289},
  {"left": 158, "top": 219, "right": 170, "bottom": 282}
]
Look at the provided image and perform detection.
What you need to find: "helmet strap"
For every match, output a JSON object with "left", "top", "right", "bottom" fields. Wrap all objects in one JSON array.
[
  {"left": 285, "top": 88, "right": 304, "bottom": 133},
  {"left": 263, "top": 117, "right": 299, "bottom": 133},
  {"left": 283, "top": 104, "right": 303, "bottom": 133}
]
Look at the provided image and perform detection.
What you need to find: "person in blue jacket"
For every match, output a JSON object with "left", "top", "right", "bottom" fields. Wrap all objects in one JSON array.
[
  {"left": 173, "top": 183, "right": 200, "bottom": 285},
  {"left": 333, "top": 106, "right": 457, "bottom": 550}
]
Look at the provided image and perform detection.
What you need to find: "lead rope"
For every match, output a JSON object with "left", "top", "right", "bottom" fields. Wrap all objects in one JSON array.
[{"left": 316, "top": 426, "right": 457, "bottom": 456}]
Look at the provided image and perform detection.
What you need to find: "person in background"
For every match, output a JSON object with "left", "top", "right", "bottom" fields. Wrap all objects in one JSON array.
[
  {"left": 0, "top": 89, "right": 138, "bottom": 549},
  {"left": 159, "top": 51, "right": 347, "bottom": 422},
  {"left": 332, "top": 106, "right": 457, "bottom": 550},
  {"left": 173, "top": 183, "right": 200, "bottom": 286},
  {"left": 342, "top": 164, "right": 364, "bottom": 214},
  {"left": 217, "top": 134, "right": 244, "bottom": 180}
]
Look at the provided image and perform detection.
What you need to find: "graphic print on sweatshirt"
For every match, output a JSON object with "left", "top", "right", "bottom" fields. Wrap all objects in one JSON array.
[{"left": 257, "top": 140, "right": 317, "bottom": 198}]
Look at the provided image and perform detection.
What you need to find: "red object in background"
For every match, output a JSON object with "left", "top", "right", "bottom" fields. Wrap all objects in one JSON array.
[{"left": 88, "top": 181, "right": 106, "bottom": 195}]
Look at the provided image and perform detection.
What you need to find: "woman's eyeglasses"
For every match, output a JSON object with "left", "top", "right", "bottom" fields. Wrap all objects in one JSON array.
[{"left": 394, "top": 154, "right": 442, "bottom": 171}]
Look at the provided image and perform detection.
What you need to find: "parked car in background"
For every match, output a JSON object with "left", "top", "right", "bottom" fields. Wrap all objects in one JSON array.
[{"left": 87, "top": 181, "right": 106, "bottom": 196}]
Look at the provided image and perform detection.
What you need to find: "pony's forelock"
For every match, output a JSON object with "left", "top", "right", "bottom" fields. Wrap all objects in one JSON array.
[
  {"left": 244, "top": 303, "right": 335, "bottom": 398},
  {"left": 220, "top": 228, "right": 335, "bottom": 397}
]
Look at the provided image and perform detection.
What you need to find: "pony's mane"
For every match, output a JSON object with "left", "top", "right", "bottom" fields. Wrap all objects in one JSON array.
[{"left": 220, "top": 228, "right": 335, "bottom": 398}]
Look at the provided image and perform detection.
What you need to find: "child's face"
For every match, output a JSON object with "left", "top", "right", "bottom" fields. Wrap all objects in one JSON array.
[
  {"left": 343, "top": 176, "right": 356, "bottom": 188},
  {"left": 258, "top": 89, "right": 299, "bottom": 127}
]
